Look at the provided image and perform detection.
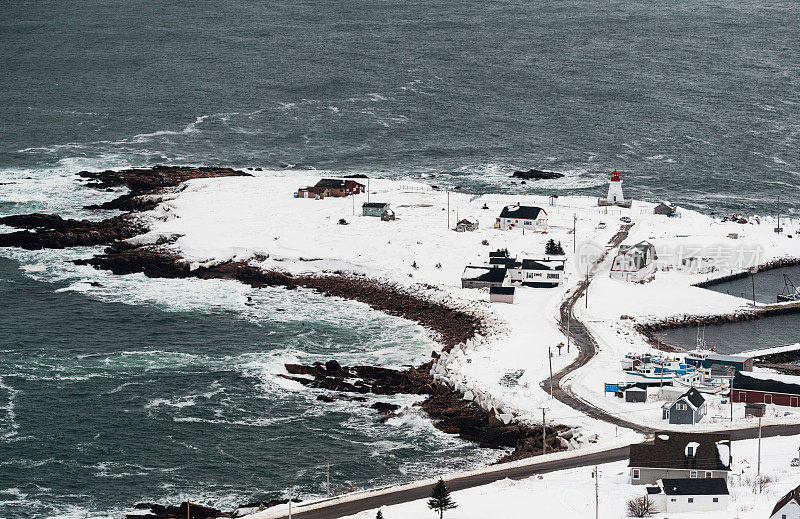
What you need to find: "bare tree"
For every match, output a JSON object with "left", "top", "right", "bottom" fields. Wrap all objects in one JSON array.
[{"left": 626, "top": 495, "right": 658, "bottom": 517}]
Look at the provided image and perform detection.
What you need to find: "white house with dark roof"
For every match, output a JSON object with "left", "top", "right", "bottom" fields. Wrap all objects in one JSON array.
[
  {"left": 629, "top": 432, "right": 731, "bottom": 485},
  {"left": 647, "top": 478, "right": 729, "bottom": 513},
  {"left": 771, "top": 484, "right": 800, "bottom": 519},
  {"left": 509, "top": 258, "right": 565, "bottom": 288},
  {"left": 461, "top": 266, "right": 509, "bottom": 289},
  {"left": 495, "top": 204, "right": 548, "bottom": 231}
]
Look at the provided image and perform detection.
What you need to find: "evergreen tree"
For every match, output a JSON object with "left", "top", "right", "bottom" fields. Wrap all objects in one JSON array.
[
  {"left": 545, "top": 238, "right": 557, "bottom": 255},
  {"left": 555, "top": 240, "right": 565, "bottom": 255},
  {"left": 427, "top": 479, "right": 457, "bottom": 519},
  {"left": 376, "top": 510, "right": 384, "bottom": 519}
]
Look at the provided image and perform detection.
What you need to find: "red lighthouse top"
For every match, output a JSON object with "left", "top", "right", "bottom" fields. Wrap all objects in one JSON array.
[{"left": 610, "top": 170, "right": 621, "bottom": 182}]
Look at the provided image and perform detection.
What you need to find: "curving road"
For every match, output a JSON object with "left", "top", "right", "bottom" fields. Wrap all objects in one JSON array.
[{"left": 260, "top": 223, "right": 800, "bottom": 519}]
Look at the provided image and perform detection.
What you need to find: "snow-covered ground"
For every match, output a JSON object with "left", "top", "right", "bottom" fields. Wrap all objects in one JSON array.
[
  {"left": 339, "top": 435, "right": 800, "bottom": 519},
  {"left": 137, "top": 172, "right": 800, "bottom": 438}
]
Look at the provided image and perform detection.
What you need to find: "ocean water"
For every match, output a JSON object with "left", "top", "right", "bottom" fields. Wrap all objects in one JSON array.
[{"left": 1, "top": 0, "right": 799, "bottom": 517}]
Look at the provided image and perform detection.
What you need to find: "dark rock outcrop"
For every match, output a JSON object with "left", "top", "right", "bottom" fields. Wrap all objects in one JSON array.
[
  {"left": 511, "top": 169, "right": 564, "bottom": 181},
  {"left": 0, "top": 213, "right": 146, "bottom": 250},
  {"left": 129, "top": 502, "right": 228, "bottom": 519}
]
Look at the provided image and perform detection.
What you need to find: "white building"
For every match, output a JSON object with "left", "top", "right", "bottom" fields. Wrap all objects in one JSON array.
[
  {"left": 648, "top": 478, "right": 729, "bottom": 514},
  {"left": 598, "top": 170, "right": 632, "bottom": 207},
  {"left": 771, "top": 484, "right": 800, "bottom": 519},
  {"left": 509, "top": 258, "right": 565, "bottom": 287},
  {"left": 495, "top": 205, "right": 547, "bottom": 231},
  {"left": 610, "top": 241, "right": 657, "bottom": 282}
]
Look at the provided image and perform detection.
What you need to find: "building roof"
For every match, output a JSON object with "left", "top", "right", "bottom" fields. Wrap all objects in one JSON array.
[
  {"left": 705, "top": 353, "right": 751, "bottom": 364},
  {"left": 457, "top": 218, "right": 478, "bottom": 225},
  {"left": 315, "top": 178, "right": 364, "bottom": 189},
  {"left": 677, "top": 387, "right": 706, "bottom": 409},
  {"left": 490, "top": 286, "right": 515, "bottom": 295},
  {"left": 661, "top": 478, "right": 729, "bottom": 496},
  {"left": 499, "top": 205, "right": 546, "bottom": 220},
  {"left": 772, "top": 484, "right": 800, "bottom": 517},
  {"left": 489, "top": 249, "right": 511, "bottom": 258},
  {"left": 619, "top": 240, "right": 656, "bottom": 255},
  {"left": 629, "top": 432, "right": 731, "bottom": 471},
  {"left": 461, "top": 266, "right": 507, "bottom": 283},
  {"left": 521, "top": 259, "right": 565, "bottom": 271},
  {"left": 362, "top": 202, "right": 390, "bottom": 208},
  {"left": 733, "top": 371, "right": 800, "bottom": 395}
]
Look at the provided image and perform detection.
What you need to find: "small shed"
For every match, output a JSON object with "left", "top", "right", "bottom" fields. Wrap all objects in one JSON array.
[
  {"left": 489, "top": 286, "right": 515, "bottom": 304},
  {"left": 625, "top": 386, "right": 647, "bottom": 403},
  {"left": 654, "top": 202, "right": 677, "bottom": 216},
  {"left": 455, "top": 218, "right": 478, "bottom": 232},
  {"left": 662, "top": 387, "right": 706, "bottom": 425},
  {"left": 461, "top": 266, "right": 509, "bottom": 289},
  {"left": 362, "top": 202, "right": 392, "bottom": 218},
  {"left": 702, "top": 354, "right": 753, "bottom": 373},
  {"left": 652, "top": 478, "right": 729, "bottom": 513}
]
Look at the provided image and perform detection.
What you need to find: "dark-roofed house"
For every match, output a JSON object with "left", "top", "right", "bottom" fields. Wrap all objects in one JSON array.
[
  {"left": 489, "top": 249, "right": 518, "bottom": 269},
  {"left": 455, "top": 218, "right": 479, "bottom": 232},
  {"left": 495, "top": 204, "right": 548, "bottom": 231},
  {"left": 732, "top": 371, "right": 800, "bottom": 407},
  {"left": 662, "top": 387, "right": 707, "bottom": 425},
  {"left": 770, "top": 483, "right": 800, "bottom": 519},
  {"left": 509, "top": 258, "right": 566, "bottom": 288},
  {"left": 654, "top": 202, "right": 677, "bottom": 216},
  {"left": 648, "top": 478, "right": 729, "bottom": 513},
  {"left": 629, "top": 432, "right": 731, "bottom": 485},
  {"left": 610, "top": 241, "right": 657, "bottom": 282},
  {"left": 314, "top": 178, "right": 365, "bottom": 197},
  {"left": 461, "top": 266, "right": 509, "bottom": 289}
]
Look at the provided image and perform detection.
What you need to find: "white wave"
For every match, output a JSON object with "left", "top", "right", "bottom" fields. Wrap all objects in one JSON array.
[
  {"left": 0, "top": 377, "right": 19, "bottom": 440},
  {"left": 130, "top": 115, "right": 210, "bottom": 143}
]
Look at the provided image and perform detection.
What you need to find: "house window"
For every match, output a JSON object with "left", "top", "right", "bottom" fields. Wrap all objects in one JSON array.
[
  {"left": 688, "top": 498, "right": 694, "bottom": 503},
  {"left": 687, "top": 446, "right": 694, "bottom": 456},
  {"left": 632, "top": 469, "right": 640, "bottom": 480},
  {"left": 670, "top": 498, "right": 676, "bottom": 502},
  {"left": 713, "top": 498, "right": 719, "bottom": 503},
  {"left": 690, "top": 470, "right": 698, "bottom": 478},
  {"left": 705, "top": 471, "right": 713, "bottom": 478},
  {"left": 547, "top": 273, "right": 559, "bottom": 279},
  {"left": 676, "top": 403, "right": 687, "bottom": 411}
]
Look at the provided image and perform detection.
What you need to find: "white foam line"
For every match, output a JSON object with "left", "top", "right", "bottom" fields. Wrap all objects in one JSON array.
[{"left": 248, "top": 436, "right": 641, "bottom": 519}]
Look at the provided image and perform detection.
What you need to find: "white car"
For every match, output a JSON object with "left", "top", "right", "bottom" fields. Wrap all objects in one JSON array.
[
  {"left": 791, "top": 458, "right": 799, "bottom": 467},
  {"left": 597, "top": 222, "right": 606, "bottom": 229}
]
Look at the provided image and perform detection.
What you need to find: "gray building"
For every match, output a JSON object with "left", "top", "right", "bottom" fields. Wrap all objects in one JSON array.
[
  {"left": 362, "top": 202, "right": 393, "bottom": 218},
  {"left": 629, "top": 432, "right": 731, "bottom": 485},
  {"left": 662, "top": 387, "right": 707, "bottom": 425}
]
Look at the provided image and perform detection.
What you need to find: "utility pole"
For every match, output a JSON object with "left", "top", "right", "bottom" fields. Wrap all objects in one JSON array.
[
  {"left": 548, "top": 347, "right": 554, "bottom": 398},
  {"left": 751, "top": 273, "right": 756, "bottom": 308},
  {"left": 757, "top": 415, "right": 762, "bottom": 476},
  {"left": 573, "top": 213, "right": 577, "bottom": 253},
  {"left": 730, "top": 370, "right": 734, "bottom": 422},
  {"left": 367, "top": 179, "right": 370, "bottom": 204},
  {"left": 539, "top": 407, "right": 549, "bottom": 455},
  {"left": 447, "top": 190, "right": 450, "bottom": 229},
  {"left": 585, "top": 268, "right": 589, "bottom": 309},
  {"left": 593, "top": 466, "right": 599, "bottom": 519},
  {"left": 288, "top": 487, "right": 293, "bottom": 519},
  {"left": 327, "top": 460, "right": 331, "bottom": 497},
  {"left": 187, "top": 500, "right": 190, "bottom": 519},
  {"left": 566, "top": 314, "right": 571, "bottom": 354}
]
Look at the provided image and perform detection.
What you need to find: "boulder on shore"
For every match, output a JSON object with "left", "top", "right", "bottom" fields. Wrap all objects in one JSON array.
[{"left": 511, "top": 169, "right": 564, "bottom": 181}]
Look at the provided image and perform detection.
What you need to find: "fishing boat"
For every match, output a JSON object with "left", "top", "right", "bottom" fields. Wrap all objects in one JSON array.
[
  {"left": 620, "top": 352, "right": 650, "bottom": 370},
  {"left": 623, "top": 357, "right": 696, "bottom": 384},
  {"left": 673, "top": 368, "right": 730, "bottom": 394}
]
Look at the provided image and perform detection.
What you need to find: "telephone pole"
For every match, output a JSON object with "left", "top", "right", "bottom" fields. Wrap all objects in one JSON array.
[
  {"left": 757, "top": 415, "right": 763, "bottom": 475},
  {"left": 585, "top": 268, "right": 589, "bottom": 309},
  {"left": 539, "top": 407, "right": 549, "bottom": 455},
  {"left": 548, "top": 347, "right": 554, "bottom": 398},
  {"left": 573, "top": 213, "right": 577, "bottom": 252},
  {"left": 447, "top": 190, "right": 450, "bottom": 229},
  {"left": 566, "top": 314, "right": 571, "bottom": 354},
  {"left": 288, "top": 487, "right": 293, "bottom": 519},
  {"left": 593, "top": 466, "right": 599, "bottom": 519}
]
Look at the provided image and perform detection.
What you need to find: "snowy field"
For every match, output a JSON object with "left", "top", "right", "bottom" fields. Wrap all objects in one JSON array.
[
  {"left": 337, "top": 435, "right": 800, "bottom": 519},
  {"left": 138, "top": 172, "right": 800, "bottom": 438}
]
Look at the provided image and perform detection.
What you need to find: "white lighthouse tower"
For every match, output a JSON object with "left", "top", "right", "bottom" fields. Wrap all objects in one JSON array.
[{"left": 607, "top": 170, "right": 624, "bottom": 203}]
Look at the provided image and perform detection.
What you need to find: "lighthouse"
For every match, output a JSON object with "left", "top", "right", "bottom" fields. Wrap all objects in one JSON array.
[{"left": 607, "top": 170, "right": 624, "bottom": 203}]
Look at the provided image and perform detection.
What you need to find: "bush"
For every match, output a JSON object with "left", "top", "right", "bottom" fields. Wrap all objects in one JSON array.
[
  {"left": 626, "top": 495, "right": 657, "bottom": 517},
  {"left": 481, "top": 239, "right": 489, "bottom": 246}
]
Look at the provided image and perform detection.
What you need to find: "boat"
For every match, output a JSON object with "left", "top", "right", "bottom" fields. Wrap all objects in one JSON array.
[
  {"left": 620, "top": 352, "right": 650, "bottom": 370},
  {"left": 673, "top": 369, "right": 728, "bottom": 394},
  {"left": 624, "top": 358, "right": 696, "bottom": 384},
  {"left": 777, "top": 274, "right": 800, "bottom": 302}
]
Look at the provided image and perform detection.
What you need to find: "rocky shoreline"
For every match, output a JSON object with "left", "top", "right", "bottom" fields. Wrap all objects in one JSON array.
[{"left": 0, "top": 166, "right": 566, "bottom": 491}]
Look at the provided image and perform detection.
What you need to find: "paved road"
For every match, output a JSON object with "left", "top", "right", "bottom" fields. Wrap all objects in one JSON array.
[
  {"left": 263, "top": 223, "right": 800, "bottom": 519},
  {"left": 270, "top": 423, "right": 800, "bottom": 519}
]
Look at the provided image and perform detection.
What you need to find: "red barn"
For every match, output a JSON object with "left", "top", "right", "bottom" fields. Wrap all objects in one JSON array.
[{"left": 731, "top": 371, "right": 800, "bottom": 407}]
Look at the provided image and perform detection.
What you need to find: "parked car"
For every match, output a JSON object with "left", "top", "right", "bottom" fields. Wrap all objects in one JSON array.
[
  {"left": 597, "top": 222, "right": 606, "bottom": 229},
  {"left": 792, "top": 458, "right": 799, "bottom": 467},
  {"left": 620, "top": 216, "right": 632, "bottom": 223}
]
